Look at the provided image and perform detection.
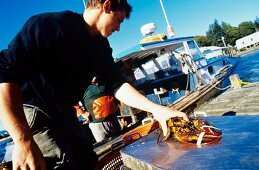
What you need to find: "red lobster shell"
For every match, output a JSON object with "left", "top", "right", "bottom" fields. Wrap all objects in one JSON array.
[{"left": 160, "top": 117, "right": 222, "bottom": 145}]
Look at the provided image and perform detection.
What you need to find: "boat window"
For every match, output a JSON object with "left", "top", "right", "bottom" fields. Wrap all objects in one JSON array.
[
  {"left": 156, "top": 53, "right": 172, "bottom": 69},
  {"left": 208, "top": 66, "right": 215, "bottom": 75},
  {"left": 133, "top": 68, "right": 145, "bottom": 80},
  {"left": 141, "top": 60, "right": 160, "bottom": 74},
  {"left": 222, "top": 60, "right": 226, "bottom": 66},
  {"left": 187, "top": 41, "right": 203, "bottom": 61},
  {"left": 161, "top": 60, "right": 169, "bottom": 68},
  {"left": 173, "top": 44, "right": 185, "bottom": 54}
]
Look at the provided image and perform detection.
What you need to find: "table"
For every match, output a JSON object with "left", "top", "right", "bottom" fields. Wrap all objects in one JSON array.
[{"left": 120, "top": 116, "right": 259, "bottom": 170}]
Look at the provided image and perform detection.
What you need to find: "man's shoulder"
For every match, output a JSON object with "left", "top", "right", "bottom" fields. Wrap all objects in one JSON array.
[
  {"left": 29, "top": 10, "right": 81, "bottom": 23},
  {"left": 24, "top": 10, "right": 84, "bottom": 36}
]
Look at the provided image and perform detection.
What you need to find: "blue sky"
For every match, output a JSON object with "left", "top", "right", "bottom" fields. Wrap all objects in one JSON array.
[
  {"left": 0, "top": 0, "right": 258, "bottom": 130},
  {"left": 0, "top": 0, "right": 259, "bottom": 55}
]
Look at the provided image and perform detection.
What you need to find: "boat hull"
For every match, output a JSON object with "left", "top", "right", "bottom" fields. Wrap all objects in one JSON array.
[{"left": 172, "top": 58, "right": 237, "bottom": 114}]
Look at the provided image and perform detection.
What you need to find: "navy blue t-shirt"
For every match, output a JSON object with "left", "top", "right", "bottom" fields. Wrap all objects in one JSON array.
[
  {"left": 0, "top": 10, "right": 126, "bottom": 120},
  {"left": 0, "top": 10, "right": 127, "bottom": 168}
]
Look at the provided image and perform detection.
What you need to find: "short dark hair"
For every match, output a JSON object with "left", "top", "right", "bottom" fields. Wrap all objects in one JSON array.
[{"left": 86, "top": 0, "right": 132, "bottom": 19}]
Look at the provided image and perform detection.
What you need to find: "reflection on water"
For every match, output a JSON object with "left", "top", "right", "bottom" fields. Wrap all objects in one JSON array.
[{"left": 0, "top": 143, "right": 7, "bottom": 162}]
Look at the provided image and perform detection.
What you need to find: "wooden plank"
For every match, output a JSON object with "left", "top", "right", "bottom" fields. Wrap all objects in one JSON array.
[{"left": 195, "top": 82, "right": 259, "bottom": 116}]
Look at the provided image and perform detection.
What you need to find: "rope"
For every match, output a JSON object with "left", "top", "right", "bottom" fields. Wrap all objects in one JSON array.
[
  {"left": 198, "top": 74, "right": 231, "bottom": 91},
  {"left": 171, "top": 51, "right": 250, "bottom": 93},
  {"left": 231, "top": 80, "right": 251, "bottom": 86},
  {"left": 185, "top": 72, "right": 189, "bottom": 95},
  {"left": 179, "top": 54, "right": 236, "bottom": 91},
  {"left": 180, "top": 53, "right": 202, "bottom": 86}
]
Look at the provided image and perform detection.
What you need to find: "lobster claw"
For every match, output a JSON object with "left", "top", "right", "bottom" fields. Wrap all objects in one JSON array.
[{"left": 160, "top": 117, "right": 189, "bottom": 142}]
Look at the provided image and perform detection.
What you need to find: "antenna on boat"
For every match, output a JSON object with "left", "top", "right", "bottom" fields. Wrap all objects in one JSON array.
[
  {"left": 82, "top": 0, "right": 86, "bottom": 9},
  {"left": 159, "top": 0, "right": 174, "bottom": 37}
]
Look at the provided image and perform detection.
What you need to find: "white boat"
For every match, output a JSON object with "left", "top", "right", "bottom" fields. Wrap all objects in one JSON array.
[
  {"left": 0, "top": 130, "right": 12, "bottom": 148},
  {"left": 93, "top": 34, "right": 238, "bottom": 158},
  {"left": 200, "top": 46, "right": 224, "bottom": 59},
  {"left": 0, "top": 136, "right": 12, "bottom": 146},
  {"left": 115, "top": 35, "right": 237, "bottom": 114}
]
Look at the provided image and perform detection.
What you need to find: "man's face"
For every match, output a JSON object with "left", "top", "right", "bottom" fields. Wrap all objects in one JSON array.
[{"left": 99, "top": 10, "right": 126, "bottom": 37}]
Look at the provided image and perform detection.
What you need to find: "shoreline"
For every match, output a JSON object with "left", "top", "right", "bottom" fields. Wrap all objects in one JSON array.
[{"left": 235, "top": 46, "right": 259, "bottom": 57}]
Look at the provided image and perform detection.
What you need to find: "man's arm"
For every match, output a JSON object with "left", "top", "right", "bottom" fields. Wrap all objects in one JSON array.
[
  {"left": 115, "top": 83, "right": 189, "bottom": 136},
  {"left": 0, "top": 83, "right": 46, "bottom": 170}
]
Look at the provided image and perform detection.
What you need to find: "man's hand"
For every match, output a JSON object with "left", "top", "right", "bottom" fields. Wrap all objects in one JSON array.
[
  {"left": 115, "top": 83, "right": 189, "bottom": 137},
  {"left": 0, "top": 83, "right": 46, "bottom": 170},
  {"left": 151, "top": 105, "right": 189, "bottom": 136},
  {"left": 12, "top": 139, "right": 46, "bottom": 170}
]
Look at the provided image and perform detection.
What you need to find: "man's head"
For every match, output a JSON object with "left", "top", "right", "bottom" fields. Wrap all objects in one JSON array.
[
  {"left": 86, "top": 0, "right": 132, "bottom": 19},
  {"left": 85, "top": 0, "right": 132, "bottom": 37}
]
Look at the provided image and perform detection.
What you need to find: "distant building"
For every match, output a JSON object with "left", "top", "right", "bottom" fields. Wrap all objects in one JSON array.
[{"left": 235, "top": 31, "right": 259, "bottom": 50}]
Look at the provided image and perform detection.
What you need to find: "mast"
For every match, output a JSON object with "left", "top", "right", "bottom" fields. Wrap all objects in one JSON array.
[
  {"left": 82, "top": 0, "right": 86, "bottom": 8},
  {"left": 159, "top": 0, "right": 174, "bottom": 37}
]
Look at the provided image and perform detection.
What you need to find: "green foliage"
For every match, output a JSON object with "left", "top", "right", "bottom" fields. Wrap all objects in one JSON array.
[
  {"left": 194, "top": 35, "right": 209, "bottom": 47},
  {"left": 206, "top": 20, "right": 226, "bottom": 47},
  {"left": 221, "top": 22, "right": 240, "bottom": 46},
  {"left": 254, "top": 16, "right": 259, "bottom": 31},
  {"left": 198, "top": 17, "right": 258, "bottom": 47},
  {"left": 238, "top": 21, "right": 256, "bottom": 37}
]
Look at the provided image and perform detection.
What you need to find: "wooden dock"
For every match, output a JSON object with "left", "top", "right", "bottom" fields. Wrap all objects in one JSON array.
[
  {"left": 194, "top": 82, "right": 259, "bottom": 116},
  {"left": 120, "top": 116, "right": 259, "bottom": 170}
]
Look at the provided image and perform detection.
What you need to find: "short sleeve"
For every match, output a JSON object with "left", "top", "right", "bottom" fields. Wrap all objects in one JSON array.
[
  {"left": 0, "top": 14, "right": 60, "bottom": 84},
  {"left": 94, "top": 36, "right": 127, "bottom": 95}
]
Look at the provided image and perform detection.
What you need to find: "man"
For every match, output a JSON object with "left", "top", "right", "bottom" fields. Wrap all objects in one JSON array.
[
  {"left": 0, "top": 0, "right": 188, "bottom": 169},
  {"left": 82, "top": 76, "right": 123, "bottom": 143}
]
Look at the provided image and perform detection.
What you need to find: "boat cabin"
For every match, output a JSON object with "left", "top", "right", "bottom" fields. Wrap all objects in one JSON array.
[{"left": 115, "top": 36, "right": 209, "bottom": 106}]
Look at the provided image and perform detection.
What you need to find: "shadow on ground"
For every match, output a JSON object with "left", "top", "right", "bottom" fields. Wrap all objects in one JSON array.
[{"left": 222, "top": 111, "right": 236, "bottom": 116}]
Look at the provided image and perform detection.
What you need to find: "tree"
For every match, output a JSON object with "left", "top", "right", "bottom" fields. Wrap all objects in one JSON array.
[
  {"left": 194, "top": 35, "right": 209, "bottom": 47},
  {"left": 254, "top": 16, "right": 259, "bottom": 32},
  {"left": 206, "top": 20, "right": 226, "bottom": 47},
  {"left": 238, "top": 21, "right": 256, "bottom": 37},
  {"left": 196, "top": 18, "right": 258, "bottom": 48},
  {"left": 221, "top": 22, "right": 240, "bottom": 46}
]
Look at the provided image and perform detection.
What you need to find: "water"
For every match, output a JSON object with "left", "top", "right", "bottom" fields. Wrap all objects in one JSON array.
[
  {"left": 0, "top": 143, "right": 7, "bottom": 162},
  {"left": 0, "top": 50, "right": 259, "bottom": 162},
  {"left": 231, "top": 50, "right": 259, "bottom": 83},
  {"left": 0, "top": 130, "right": 7, "bottom": 135}
]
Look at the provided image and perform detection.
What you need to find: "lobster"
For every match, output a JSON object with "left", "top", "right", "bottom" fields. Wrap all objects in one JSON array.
[{"left": 157, "top": 117, "right": 222, "bottom": 145}]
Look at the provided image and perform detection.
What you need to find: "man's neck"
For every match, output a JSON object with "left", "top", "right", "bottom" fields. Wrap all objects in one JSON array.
[{"left": 83, "top": 9, "right": 102, "bottom": 37}]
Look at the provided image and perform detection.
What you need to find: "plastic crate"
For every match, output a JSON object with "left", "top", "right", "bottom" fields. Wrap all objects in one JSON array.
[
  {"left": 121, "top": 118, "right": 159, "bottom": 144},
  {"left": 95, "top": 140, "right": 126, "bottom": 170},
  {"left": 95, "top": 119, "right": 159, "bottom": 170}
]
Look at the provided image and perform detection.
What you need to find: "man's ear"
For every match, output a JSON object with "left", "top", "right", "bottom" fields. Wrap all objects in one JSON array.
[{"left": 103, "top": 0, "right": 112, "bottom": 13}]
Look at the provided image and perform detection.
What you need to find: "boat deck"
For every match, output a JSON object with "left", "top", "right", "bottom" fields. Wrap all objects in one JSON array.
[{"left": 194, "top": 82, "right": 259, "bottom": 116}]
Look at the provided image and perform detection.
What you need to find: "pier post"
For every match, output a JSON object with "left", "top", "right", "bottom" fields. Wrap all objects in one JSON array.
[{"left": 229, "top": 74, "right": 242, "bottom": 89}]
